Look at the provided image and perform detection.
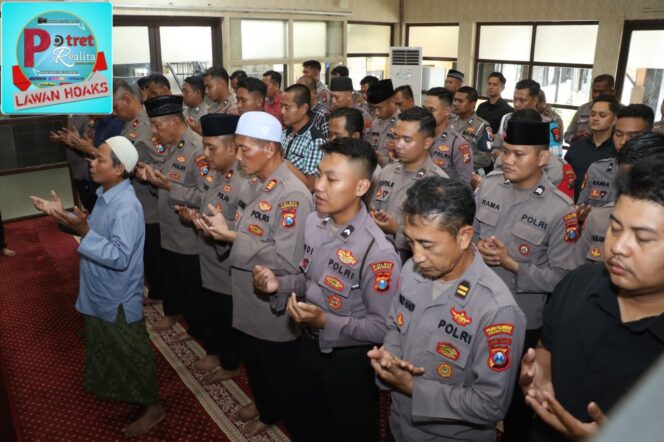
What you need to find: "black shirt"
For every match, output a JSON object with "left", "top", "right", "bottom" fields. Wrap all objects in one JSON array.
[
  {"left": 533, "top": 263, "right": 664, "bottom": 441},
  {"left": 564, "top": 136, "right": 616, "bottom": 201},
  {"left": 476, "top": 97, "right": 514, "bottom": 133}
]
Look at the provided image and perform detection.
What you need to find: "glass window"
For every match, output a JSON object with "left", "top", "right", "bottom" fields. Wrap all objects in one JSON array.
[
  {"left": 534, "top": 25, "right": 598, "bottom": 64},
  {"left": 532, "top": 66, "right": 592, "bottom": 107},
  {"left": 478, "top": 25, "right": 532, "bottom": 61},
  {"left": 348, "top": 24, "right": 391, "bottom": 54},
  {"left": 112, "top": 26, "right": 151, "bottom": 78},
  {"left": 551, "top": 106, "right": 578, "bottom": 134},
  {"left": 620, "top": 29, "right": 664, "bottom": 120},
  {"left": 422, "top": 61, "right": 455, "bottom": 91},
  {"left": 408, "top": 25, "right": 459, "bottom": 58},
  {"left": 347, "top": 56, "right": 389, "bottom": 89},
  {"left": 231, "top": 19, "right": 288, "bottom": 60},
  {"left": 476, "top": 62, "right": 529, "bottom": 98},
  {"left": 293, "top": 21, "right": 343, "bottom": 59},
  {"left": 160, "top": 26, "right": 213, "bottom": 94},
  {"left": 233, "top": 64, "right": 286, "bottom": 84}
]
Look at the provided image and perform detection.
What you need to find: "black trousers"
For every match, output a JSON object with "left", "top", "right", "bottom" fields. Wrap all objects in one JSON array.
[
  {"left": 199, "top": 288, "right": 240, "bottom": 370},
  {"left": 144, "top": 223, "right": 164, "bottom": 300},
  {"left": 298, "top": 338, "right": 380, "bottom": 442},
  {"left": 73, "top": 179, "right": 98, "bottom": 214},
  {"left": 501, "top": 327, "right": 542, "bottom": 442},
  {"left": 235, "top": 331, "right": 304, "bottom": 439},
  {"left": 161, "top": 249, "right": 201, "bottom": 320},
  {"left": 0, "top": 211, "right": 6, "bottom": 249}
]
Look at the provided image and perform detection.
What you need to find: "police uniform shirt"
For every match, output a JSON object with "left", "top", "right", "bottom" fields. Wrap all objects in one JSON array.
[
  {"left": 564, "top": 136, "right": 616, "bottom": 200},
  {"left": 184, "top": 101, "right": 209, "bottom": 122},
  {"left": 382, "top": 253, "right": 526, "bottom": 442},
  {"left": 122, "top": 109, "right": 168, "bottom": 224},
  {"left": 357, "top": 104, "right": 375, "bottom": 141},
  {"left": 535, "top": 262, "right": 664, "bottom": 442},
  {"left": 563, "top": 101, "right": 592, "bottom": 144},
  {"left": 573, "top": 202, "right": 612, "bottom": 266},
  {"left": 275, "top": 206, "right": 401, "bottom": 353},
  {"left": 370, "top": 109, "right": 400, "bottom": 164},
  {"left": 66, "top": 116, "right": 93, "bottom": 181},
  {"left": 229, "top": 160, "right": 314, "bottom": 342},
  {"left": 208, "top": 93, "right": 239, "bottom": 115},
  {"left": 198, "top": 163, "right": 245, "bottom": 295},
  {"left": 429, "top": 128, "right": 474, "bottom": 184},
  {"left": 577, "top": 158, "right": 617, "bottom": 207},
  {"left": 449, "top": 113, "right": 493, "bottom": 169},
  {"left": 476, "top": 98, "right": 514, "bottom": 134},
  {"left": 370, "top": 156, "right": 448, "bottom": 253},
  {"left": 158, "top": 127, "right": 207, "bottom": 254},
  {"left": 473, "top": 172, "right": 578, "bottom": 329}
]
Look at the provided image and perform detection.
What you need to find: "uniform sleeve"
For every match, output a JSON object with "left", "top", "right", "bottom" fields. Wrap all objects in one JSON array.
[
  {"left": 274, "top": 191, "right": 315, "bottom": 274},
  {"left": 453, "top": 140, "right": 474, "bottom": 184},
  {"left": 78, "top": 204, "right": 143, "bottom": 271},
  {"left": 323, "top": 247, "right": 401, "bottom": 344},
  {"left": 272, "top": 272, "right": 308, "bottom": 312},
  {"left": 564, "top": 108, "right": 582, "bottom": 144},
  {"left": 411, "top": 305, "right": 526, "bottom": 425},
  {"left": 577, "top": 171, "right": 591, "bottom": 206},
  {"left": 472, "top": 181, "right": 485, "bottom": 243},
  {"left": 492, "top": 114, "right": 509, "bottom": 150},
  {"left": 573, "top": 213, "right": 594, "bottom": 267},
  {"left": 515, "top": 209, "right": 578, "bottom": 293},
  {"left": 169, "top": 178, "right": 204, "bottom": 209}
]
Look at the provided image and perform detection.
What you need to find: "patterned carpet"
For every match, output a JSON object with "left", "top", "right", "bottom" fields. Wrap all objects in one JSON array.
[{"left": 0, "top": 216, "right": 290, "bottom": 441}]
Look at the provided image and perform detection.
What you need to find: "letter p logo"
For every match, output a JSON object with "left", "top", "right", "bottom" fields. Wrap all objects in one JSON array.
[{"left": 23, "top": 28, "right": 51, "bottom": 68}]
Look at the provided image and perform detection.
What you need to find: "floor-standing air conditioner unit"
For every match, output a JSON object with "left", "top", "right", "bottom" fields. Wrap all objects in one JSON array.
[{"left": 390, "top": 47, "right": 423, "bottom": 106}]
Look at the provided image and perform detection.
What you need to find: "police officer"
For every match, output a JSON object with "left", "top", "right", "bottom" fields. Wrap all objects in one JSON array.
[
  {"left": 140, "top": 95, "right": 207, "bottom": 334},
  {"left": 366, "top": 79, "right": 400, "bottom": 165},
  {"left": 182, "top": 75, "right": 208, "bottom": 123},
  {"left": 137, "top": 75, "right": 151, "bottom": 104},
  {"left": 302, "top": 60, "right": 331, "bottom": 109},
  {"left": 329, "top": 77, "right": 373, "bottom": 140},
  {"left": 370, "top": 107, "right": 448, "bottom": 262},
  {"left": 236, "top": 77, "right": 267, "bottom": 115},
  {"left": 113, "top": 80, "right": 168, "bottom": 304},
  {"left": 473, "top": 113, "right": 578, "bottom": 442},
  {"left": 177, "top": 113, "right": 245, "bottom": 384},
  {"left": 203, "top": 67, "right": 239, "bottom": 115},
  {"left": 369, "top": 176, "right": 526, "bottom": 442},
  {"left": 578, "top": 104, "right": 655, "bottom": 208},
  {"left": 146, "top": 74, "right": 172, "bottom": 99},
  {"left": 201, "top": 111, "right": 314, "bottom": 438},
  {"left": 564, "top": 74, "right": 615, "bottom": 144},
  {"left": 254, "top": 137, "right": 400, "bottom": 442},
  {"left": 424, "top": 87, "right": 473, "bottom": 184},
  {"left": 450, "top": 86, "right": 493, "bottom": 171}
]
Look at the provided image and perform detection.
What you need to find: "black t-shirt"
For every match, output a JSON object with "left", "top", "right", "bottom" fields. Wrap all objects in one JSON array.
[
  {"left": 476, "top": 97, "right": 514, "bottom": 133},
  {"left": 564, "top": 136, "right": 616, "bottom": 201},
  {"left": 534, "top": 263, "right": 664, "bottom": 441}
]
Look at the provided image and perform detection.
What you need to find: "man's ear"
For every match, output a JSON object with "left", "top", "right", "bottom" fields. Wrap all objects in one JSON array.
[{"left": 457, "top": 225, "right": 474, "bottom": 250}]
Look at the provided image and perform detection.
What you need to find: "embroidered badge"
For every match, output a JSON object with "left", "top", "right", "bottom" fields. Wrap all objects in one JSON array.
[
  {"left": 434, "top": 159, "right": 446, "bottom": 168},
  {"left": 264, "top": 179, "right": 277, "bottom": 192},
  {"left": 128, "top": 131, "right": 136, "bottom": 140},
  {"left": 279, "top": 201, "right": 300, "bottom": 209},
  {"left": 300, "top": 257, "right": 310, "bottom": 271},
  {"left": 168, "top": 171, "right": 181, "bottom": 180},
  {"left": 563, "top": 212, "right": 579, "bottom": 243},
  {"left": 459, "top": 144, "right": 472, "bottom": 163},
  {"left": 177, "top": 155, "right": 186, "bottom": 163},
  {"left": 223, "top": 184, "right": 232, "bottom": 193},
  {"left": 132, "top": 119, "right": 139, "bottom": 128},
  {"left": 327, "top": 294, "right": 343, "bottom": 310},
  {"left": 436, "top": 342, "right": 460, "bottom": 361},
  {"left": 396, "top": 313, "right": 404, "bottom": 328},
  {"left": 281, "top": 209, "right": 297, "bottom": 228},
  {"left": 590, "top": 247, "right": 601, "bottom": 258},
  {"left": 438, "top": 144, "right": 450, "bottom": 152},
  {"left": 336, "top": 249, "right": 358, "bottom": 266},
  {"left": 206, "top": 175, "right": 214, "bottom": 183},
  {"left": 324, "top": 275, "right": 345, "bottom": 292},
  {"left": 450, "top": 308, "right": 472, "bottom": 326},
  {"left": 258, "top": 201, "right": 272, "bottom": 212},
  {"left": 483, "top": 323, "right": 514, "bottom": 338},
  {"left": 177, "top": 140, "right": 185, "bottom": 149},
  {"left": 455, "top": 280, "right": 470, "bottom": 298},
  {"left": 533, "top": 185, "right": 545, "bottom": 196},
  {"left": 225, "top": 169, "right": 234, "bottom": 180},
  {"left": 197, "top": 159, "right": 209, "bottom": 176},
  {"left": 370, "top": 261, "right": 394, "bottom": 293},
  {"left": 519, "top": 243, "right": 531, "bottom": 256},
  {"left": 247, "top": 224, "right": 264, "bottom": 237},
  {"left": 437, "top": 363, "right": 453, "bottom": 378},
  {"left": 488, "top": 346, "right": 511, "bottom": 372}
]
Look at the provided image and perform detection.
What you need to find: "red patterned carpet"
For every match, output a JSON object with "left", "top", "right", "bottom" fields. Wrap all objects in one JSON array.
[{"left": 0, "top": 216, "right": 292, "bottom": 441}]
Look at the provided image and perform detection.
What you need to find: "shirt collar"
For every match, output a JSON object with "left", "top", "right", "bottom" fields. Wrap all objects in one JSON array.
[
  {"left": 316, "top": 202, "right": 369, "bottom": 242},
  {"left": 285, "top": 118, "right": 313, "bottom": 137},
  {"left": 96, "top": 179, "right": 131, "bottom": 203}
]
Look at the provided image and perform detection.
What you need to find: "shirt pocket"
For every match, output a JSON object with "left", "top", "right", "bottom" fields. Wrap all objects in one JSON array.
[
  {"left": 424, "top": 333, "right": 471, "bottom": 383},
  {"left": 317, "top": 272, "right": 353, "bottom": 316},
  {"left": 511, "top": 221, "right": 547, "bottom": 258},
  {"left": 475, "top": 206, "right": 499, "bottom": 228}
]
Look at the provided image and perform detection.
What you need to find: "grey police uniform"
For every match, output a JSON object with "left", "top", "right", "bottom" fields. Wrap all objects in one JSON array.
[
  {"left": 370, "top": 109, "right": 400, "bottom": 164},
  {"left": 229, "top": 160, "right": 314, "bottom": 342},
  {"left": 473, "top": 172, "right": 578, "bottom": 329},
  {"left": 450, "top": 113, "right": 493, "bottom": 170},
  {"left": 208, "top": 93, "right": 239, "bottom": 115},
  {"left": 184, "top": 102, "right": 209, "bottom": 122},
  {"left": 430, "top": 127, "right": 474, "bottom": 184},
  {"left": 577, "top": 158, "right": 617, "bottom": 207},
  {"left": 122, "top": 109, "right": 167, "bottom": 224},
  {"left": 275, "top": 206, "right": 401, "bottom": 352},
  {"left": 358, "top": 104, "right": 375, "bottom": 141},
  {"left": 382, "top": 253, "right": 526, "bottom": 442},
  {"left": 370, "top": 156, "right": 448, "bottom": 258},
  {"left": 564, "top": 101, "right": 592, "bottom": 144},
  {"left": 574, "top": 202, "right": 613, "bottom": 266}
]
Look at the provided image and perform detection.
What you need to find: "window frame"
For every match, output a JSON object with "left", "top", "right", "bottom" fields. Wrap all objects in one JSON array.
[
  {"left": 405, "top": 22, "right": 459, "bottom": 66},
  {"left": 615, "top": 19, "right": 664, "bottom": 99}
]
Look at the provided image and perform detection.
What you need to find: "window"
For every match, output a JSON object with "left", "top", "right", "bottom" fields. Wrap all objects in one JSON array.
[
  {"left": 617, "top": 21, "right": 664, "bottom": 122},
  {"left": 347, "top": 22, "right": 393, "bottom": 88},
  {"left": 113, "top": 17, "right": 221, "bottom": 94},
  {"left": 475, "top": 22, "right": 598, "bottom": 129},
  {"left": 406, "top": 24, "right": 459, "bottom": 91}
]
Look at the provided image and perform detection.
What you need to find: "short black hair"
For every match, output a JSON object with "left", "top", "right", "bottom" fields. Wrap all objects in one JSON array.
[
  {"left": 321, "top": 137, "right": 377, "bottom": 180},
  {"left": 594, "top": 74, "right": 615, "bottom": 88},
  {"left": 456, "top": 86, "right": 478, "bottom": 102},
  {"left": 360, "top": 75, "right": 379, "bottom": 87},
  {"left": 184, "top": 75, "right": 205, "bottom": 96},
  {"left": 303, "top": 60, "right": 322, "bottom": 71},
  {"left": 263, "top": 70, "right": 282, "bottom": 87},
  {"left": 426, "top": 87, "right": 454, "bottom": 106},
  {"left": 285, "top": 84, "right": 311, "bottom": 108},
  {"left": 238, "top": 77, "right": 267, "bottom": 99},
  {"left": 592, "top": 94, "right": 622, "bottom": 115},
  {"left": 230, "top": 70, "right": 247, "bottom": 81},
  {"left": 515, "top": 79, "right": 540, "bottom": 97},
  {"left": 148, "top": 74, "right": 170, "bottom": 90},
  {"left": 397, "top": 106, "right": 436, "bottom": 138},
  {"left": 616, "top": 104, "right": 655, "bottom": 130},
  {"left": 331, "top": 65, "right": 349, "bottom": 77},
  {"left": 616, "top": 155, "right": 664, "bottom": 207},
  {"left": 488, "top": 72, "right": 507, "bottom": 85},
  {"left": 330, "top": 107, "right": 364, "bottom": 136},
  {"left": 616, "top": 132, "right": 664, "bottom": 165},
  {"left": 510, "top": 108, "right": 543, "bottom": 122},
  {"left": 395, "top": 85, "right": 414, "bottom": 101},
  {"left": 298, "top": 75, "right": 317, "bottom": 93},
  {"left": 403, "top": 176, "right": 475, "bottom": 235},
  {"left": 205, "top": 67, "right": 230, "bottom": 83}
]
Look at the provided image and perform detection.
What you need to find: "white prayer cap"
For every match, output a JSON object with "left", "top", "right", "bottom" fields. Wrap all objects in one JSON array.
[
  {"left": 105, "top": 136, "right": 139, "bottom": 173},
  {"left": 235, "top": 111, "right": 282, "bottom": 143}
]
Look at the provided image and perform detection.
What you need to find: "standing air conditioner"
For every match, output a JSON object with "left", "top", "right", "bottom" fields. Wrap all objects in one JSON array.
[{"left": 390, "top": 47, "right": 423, "bottom": 105}]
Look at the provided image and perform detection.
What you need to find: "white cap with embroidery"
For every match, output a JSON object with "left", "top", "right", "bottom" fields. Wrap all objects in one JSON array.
[
  {"left": 105, "top": 136, "right": 139, "bottom": 173},
  {"left": 235, "top": 111, "right": 282, "bottom": 143}
]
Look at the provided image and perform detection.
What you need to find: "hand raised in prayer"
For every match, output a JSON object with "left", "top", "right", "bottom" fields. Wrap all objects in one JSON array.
[
  {"left": 187, "top": 116, "right": 202, "bottom": 135},
  {"left": 478, "top": 235, "right": 518, "bottom": 273},
  {"left": 370, "top": 209, "right": 397, "bottom": 235},
  {"left": 286, "top": 293, "right": 326, "bottom": 329},
  {"left": 133, "top": 162, "right": 149, "bottom": 182},
  {"left": 368, "top": 346, "right": 418, "bottom": 396},
  {"left": 145, "top": 166, "right": 171, "bottom": 190},
  {"left": 51, "top": 206, "right": 90, "bottom": 237},
  {"left": 30, "top": 190, "right": 64, "bottom": 216},
  {"left": 202, "top": 203, "right": 236, "bottom": 243},
  {"left": 174, "top": 205, "right": 196, "bottom": 225},
  {"left": 576, "top": 203, "right": 592, "bottom": 224},
  {"left": 253, "top": 265, "right": 279, "bottom": 294},
  {"left": 526, "top": 391, "right": 606, "bottom": 440}
]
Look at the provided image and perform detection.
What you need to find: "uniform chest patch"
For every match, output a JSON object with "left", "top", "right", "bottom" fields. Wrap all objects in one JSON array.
[
  {"left": 336, "top": 249, "right": 358, "bottom": 266},
  {"left": 450, "top": 308, "right": 472, "bottom": 326},
  {"left": 437, "top": 363, "right": 453, "bottom": 378},
  {"left": 436, "top": 342, "right": 460, "bottom": 361},
  {"left": 324, "top": 275, "right": 344, "bottom": 292}
]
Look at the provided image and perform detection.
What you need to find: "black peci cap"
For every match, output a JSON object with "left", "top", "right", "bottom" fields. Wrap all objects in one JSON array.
[
  {"left": 144, "top": 95, "right": 183, "bottom": 117},
  {"left": 200, "top": 113, "right": 240, "bottom": 137}
]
